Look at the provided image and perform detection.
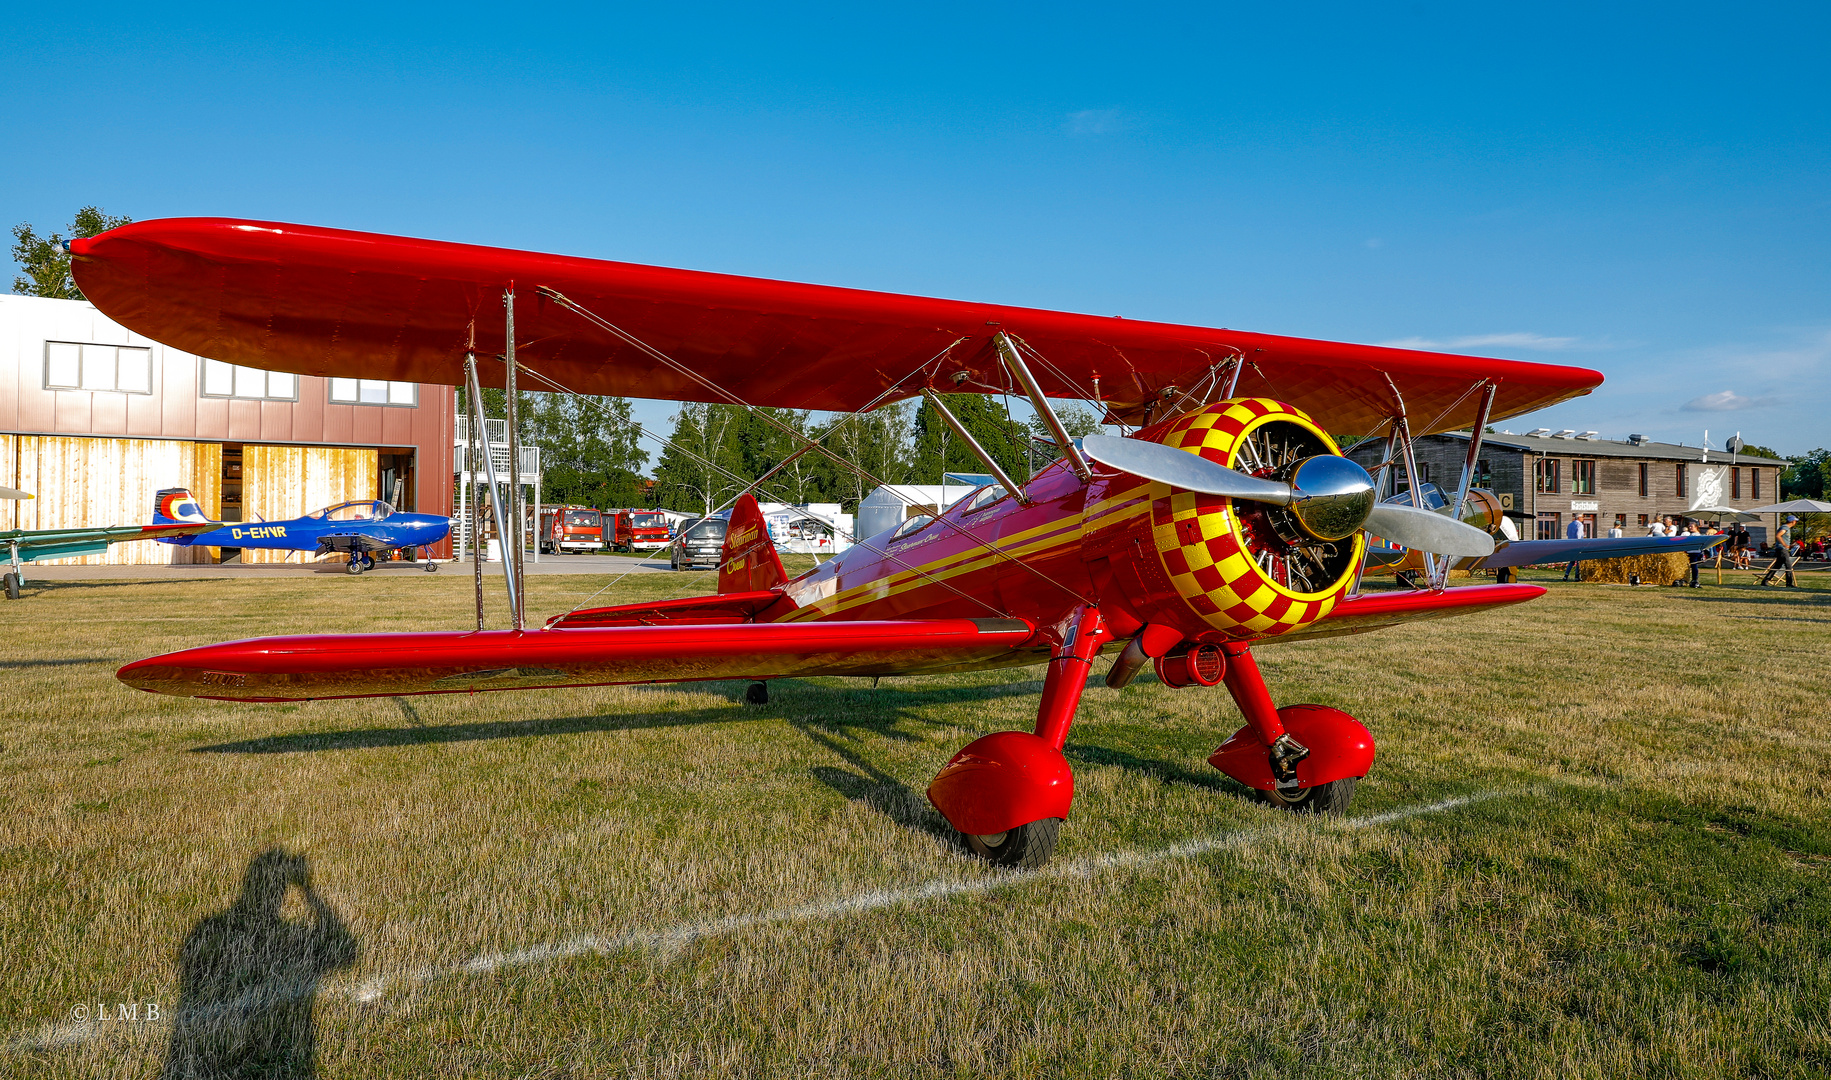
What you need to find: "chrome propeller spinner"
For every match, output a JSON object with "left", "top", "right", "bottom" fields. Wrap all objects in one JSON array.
[{"left": 1079, "top": 434, "right": 1495, "bottom": 558}]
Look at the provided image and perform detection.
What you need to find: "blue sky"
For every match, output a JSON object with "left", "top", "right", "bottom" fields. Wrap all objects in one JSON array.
[{"left": 6, "top": 3, "right": 1827, "bottom": 459}]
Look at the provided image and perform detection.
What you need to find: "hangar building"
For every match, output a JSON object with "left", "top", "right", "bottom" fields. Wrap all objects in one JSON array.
[
  {"left": 0, "top": 294, "right": 455, "bottom": 564},
  {"left": 1348, "top": 428, "right": 1785, "bottom": 543}
]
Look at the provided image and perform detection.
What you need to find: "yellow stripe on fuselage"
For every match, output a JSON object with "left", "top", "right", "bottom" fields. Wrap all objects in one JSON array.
[{"left": 783, "top": 482, "right": 1157, "bottom": 622}]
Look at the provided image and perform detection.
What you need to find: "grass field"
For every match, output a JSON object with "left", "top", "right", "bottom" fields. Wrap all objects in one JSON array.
[{"left": 0, "top": 562, "right": 1826, "bottom": 1078}]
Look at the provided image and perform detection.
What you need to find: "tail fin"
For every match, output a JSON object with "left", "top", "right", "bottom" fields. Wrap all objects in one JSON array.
[
  {"left": 718, "top": 494, "right": 788, "bottom": 595},
  {"left": 154, "top": 488, "right": 211, "bottom": 525}
]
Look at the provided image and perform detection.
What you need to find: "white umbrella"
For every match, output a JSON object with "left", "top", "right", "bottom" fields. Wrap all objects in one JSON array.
[
  {"left": 1745, "top": 499, "right": 1831, "bottom": 514},
  {"left": 1689, "top": 504, "right": 1760, "bottom": 521}
]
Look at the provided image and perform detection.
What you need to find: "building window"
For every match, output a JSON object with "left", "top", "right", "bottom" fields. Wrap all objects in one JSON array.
[
  {"left": 1534, "top": 458, "right": 1561, "bottom": 494},
  {"left": 1638, "top": 514, "right": 1649, "bottom": 528},
  {"left": 1474, "top": 458, "right": 1492, "bottom": 487},
  {"left": 1535, "top": 512, "right": 1561, "bottom": 540},
  {"left": 1572, "top": 459, "right": 1596, "bottom": 495},
  {"left": 1638, "top": 462, "right": 1649, "bottom": 497},
  {"left": 202, "top": 359, "right": 298, "bottom": 401},
  {"left": 1731, "top": 468, "right": 1741, "bottom": 500},
  {"left": 1752, "top": 469, "right": 1761, "bottom": 500},
  {"left": 330, "top": 378, "right": 417, "bottom": 407},
  {"left": 1676, "top": 463, "right": 1687, "bottom": 497},
  {"left": 1615, "top": 513, "right": 1627, "bottom": 530},
  {"left": 45, "top": 341, "right": 152, "bottom": 394}
]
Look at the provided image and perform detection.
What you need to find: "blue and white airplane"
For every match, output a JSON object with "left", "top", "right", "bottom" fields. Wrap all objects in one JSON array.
[{"left": 153, "top": 488, "right": 451, "bottom": 574}]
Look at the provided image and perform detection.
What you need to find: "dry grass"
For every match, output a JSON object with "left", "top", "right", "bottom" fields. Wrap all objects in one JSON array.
[
  {"left": 0, "top": 564, "right": 1826, "bottom": 1078},
  {"left": 1579, "top": 551, "right": 1691, "bottom": 585}
]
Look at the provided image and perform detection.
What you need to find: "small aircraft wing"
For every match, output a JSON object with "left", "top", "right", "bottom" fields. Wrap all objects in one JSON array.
[
  {"left": 116, "top": 618, "right": 1041, "bottom": 701},
  {"left": 2, "top": 522, "right": 220, "bottom": 563},
  {"left": 314, "top": 532, "right": 400, "bottom": 555},
  {"left": 1475, "top": 534, "right": 1725, "bottom": 570},
  {"left": 70, "top": 218, "right": 1602, "bottom": 437}
]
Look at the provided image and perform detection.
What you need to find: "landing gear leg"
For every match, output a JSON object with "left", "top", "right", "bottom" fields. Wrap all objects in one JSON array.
[
  {"left": 421, "top": 546, "right": 438, "bottom": 572},
  {"left": 346, "top": 552, "right": 365, "bottom": 575},
  {"left": 1210, "top": 643, "right": 1370, "bottom": 815},
  {"left": 937, "top": 606, "right": 1110, "bottom": 870},
  {"left": 4, "top": 541, "right": 21, "bottom": 599}
]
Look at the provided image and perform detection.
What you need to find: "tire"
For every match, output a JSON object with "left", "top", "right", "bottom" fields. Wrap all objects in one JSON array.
[
  {"left": 3, "top": 572, "right": 18, "bottom": 600},
  {"left": 346, "top": 560, "right": 363, "bottom": 575},
  {"left": 360, "top": 554, "right": 375, "bottom": 571},
  {"left": 964, "top": 818, "right": 1061, "bottom": 869},
  {"left": 424, "top": 560, "right": 438, "bottom": 573},
  {"left": 1258, "top": 776, "right": 1356, "bottom": 815}
]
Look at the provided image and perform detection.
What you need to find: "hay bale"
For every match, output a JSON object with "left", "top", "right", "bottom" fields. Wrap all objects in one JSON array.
[{"left": 1579, "top": 552, "right": 1690, "bottom": 585}]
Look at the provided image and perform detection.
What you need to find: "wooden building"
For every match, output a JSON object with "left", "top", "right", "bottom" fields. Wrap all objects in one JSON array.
[
  {"left": 1349, "top": 428, "right": 1783, "bottom": 542},
  {"left": 0, "top": 294, "right": 454, "bottom": 564}
]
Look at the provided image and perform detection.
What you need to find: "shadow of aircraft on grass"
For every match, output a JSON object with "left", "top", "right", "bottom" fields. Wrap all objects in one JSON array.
[
  {"left": 0, "top": 657, "right": 112, "bottom": 668},
  {"left": 191, "top": 679, "right": 1044, "bottom": 755},
  {"left": 162, "top": 848, "right": 356, "bottom": 1080}
]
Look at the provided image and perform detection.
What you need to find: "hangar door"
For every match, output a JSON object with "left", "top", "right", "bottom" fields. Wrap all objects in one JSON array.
[
  {"left": 239, "top": 445, "right": 378, "bottom": 563},
  {"left": 0, "top": 435, "right": 220, "bottom": 565}
]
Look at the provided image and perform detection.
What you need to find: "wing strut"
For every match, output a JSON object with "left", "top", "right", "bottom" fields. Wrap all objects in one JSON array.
[
  {"left": 995, "top": 333, "right": 1091, "bottom": 481},
  {"left": 464, "top": 348, "right": 521, "bottom": 624}
]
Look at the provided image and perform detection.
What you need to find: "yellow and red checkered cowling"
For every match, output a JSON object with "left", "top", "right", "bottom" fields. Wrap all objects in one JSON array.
[{"left": 1135, "top": 398, "right": 1364, "bottom": 640}]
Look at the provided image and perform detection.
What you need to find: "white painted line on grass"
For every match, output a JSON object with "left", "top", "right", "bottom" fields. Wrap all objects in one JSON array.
[{"left": 10, "top": 789, "right": 1515, "bottom": 1052}]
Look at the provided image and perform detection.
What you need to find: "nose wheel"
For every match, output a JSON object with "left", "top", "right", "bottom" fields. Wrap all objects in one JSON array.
[{"left": 346, "top": 552, "right": 375, "bottom": 575}]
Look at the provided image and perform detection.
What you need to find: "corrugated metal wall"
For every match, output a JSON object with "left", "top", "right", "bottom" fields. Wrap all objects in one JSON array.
[
  {"left": 239, "top": 445, "right": 378, "bottom": 563},
  {"left": 1, "top": 435, "right": 221, "bottom": 564}
]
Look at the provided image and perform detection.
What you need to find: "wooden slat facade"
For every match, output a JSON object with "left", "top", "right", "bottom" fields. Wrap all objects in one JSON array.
[{"left": 239, "top": 445, "right": 378, "bottom": 563}]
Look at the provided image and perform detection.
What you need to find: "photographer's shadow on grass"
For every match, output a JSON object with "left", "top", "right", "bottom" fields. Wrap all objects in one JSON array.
[{"left": 162, "top": 848, "right": 356, "bottom": 1080}]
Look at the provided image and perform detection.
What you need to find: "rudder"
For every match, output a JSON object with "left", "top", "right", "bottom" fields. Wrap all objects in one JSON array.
[
  {"left": 154, "top": 488, "right": 211, "bottom": 525},
  {"left": 718, "top": 494, "right": 788, "bottom": 595}
]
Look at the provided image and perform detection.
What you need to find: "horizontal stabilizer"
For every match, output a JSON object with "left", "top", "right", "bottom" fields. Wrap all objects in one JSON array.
[{"left": 118, "top": 617, "right": 1040, "bottom": 701}]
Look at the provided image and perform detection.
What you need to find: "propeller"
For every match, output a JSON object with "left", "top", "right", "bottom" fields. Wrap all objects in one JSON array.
[
  {"left": 0, "top": 486, "right": 33, "bottom": 501},
  {"left": 1080, "top": 434, "right": 1495, "bottom": 558}
]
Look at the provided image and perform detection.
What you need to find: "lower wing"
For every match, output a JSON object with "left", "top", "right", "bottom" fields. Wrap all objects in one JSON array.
[
  {"left": 117, "top": 618, "right": 1041, "bottom": 701},
  {"left": 315, "top": 532, "right": 398, "bottom": 554},
  {"left": 1258, "top": 583, "right": 1546, "bottom": 645}
]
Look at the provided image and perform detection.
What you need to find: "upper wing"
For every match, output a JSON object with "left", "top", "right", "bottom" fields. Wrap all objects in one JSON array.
[
  {"left": 3, "top": 522, "right": 218, "bottom": 562},
  {"left": 70, "top": 218, "right": 1602, "bottom": 436},
  {"left": 1476, "top": 535, "right": 1725, "bottom": 569},
  {"left": 117, "top": 618, "right": 1040, "bottom": 701}
]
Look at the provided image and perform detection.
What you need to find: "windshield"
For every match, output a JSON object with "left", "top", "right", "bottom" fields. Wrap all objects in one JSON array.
[
  {"left": 310, "top": 500, "right": 393, "bottom": 522},
  {"left": 564, "top": 510, "right": 600, "bottom": 526},
  {"left": 684, "top": 519, "right": 728, "bottom": 541},
  {"left": 632, "top": 513, "right": 666, "bottom": 528}
]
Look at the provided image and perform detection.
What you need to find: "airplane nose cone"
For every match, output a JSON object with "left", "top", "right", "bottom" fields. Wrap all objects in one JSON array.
[{"left": 1287, "top": 456, "right": 1376, "bottom": 541}]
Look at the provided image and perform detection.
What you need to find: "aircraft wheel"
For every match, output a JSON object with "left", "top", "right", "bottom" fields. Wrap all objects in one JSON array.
[
  {"left": 424, "top": 560, "right": 438, "bottom": 573},
  {"left": 359, "top": 554, "right": 375, "bottom": 571},
  {"left": 3, "top": 572, "right": 19, "bottom": 600},
  {"left": 1259, "top": 776, "right": 1356, "bottom": 815},
  {"left": 964, "top": 817, "right": 1061, "bottom": 869},
  {"left": 346, "top": 561, "right": 363, "bottom": 575}
]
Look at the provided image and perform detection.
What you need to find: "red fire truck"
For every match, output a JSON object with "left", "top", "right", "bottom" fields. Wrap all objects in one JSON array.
[
  {"left": 607, "top": 509, "right": 673, "bottom": 552},
  {"left": 536, "top": 506, "right": 604, "bottom": 554}
]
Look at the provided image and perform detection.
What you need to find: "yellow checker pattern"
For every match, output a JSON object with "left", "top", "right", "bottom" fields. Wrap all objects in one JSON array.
[{"left": 1145, "top": 398, "right": 1362, "bottom": 639}]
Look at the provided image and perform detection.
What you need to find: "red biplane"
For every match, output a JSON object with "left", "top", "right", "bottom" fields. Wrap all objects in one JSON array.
[{"left": 74, "top": 219, "right": 1600, "bottom": 868}]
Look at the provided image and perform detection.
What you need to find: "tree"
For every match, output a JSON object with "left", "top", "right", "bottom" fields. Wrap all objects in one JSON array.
[
  {"left": 11, "top": 206, "right": 132, "bottom": 299},
  {"left": 812, "top": 402, "right": 914, "bottom": 512},
  {"left": 651, "top": 402, "right": 747, "bottom": 514},
  {"left": 1739, "top": 443, "right": 1784, "bottom": 459},
  {"left": 523, "top": 392, "right": 649, "bottom": 508},
  {"left": 1781, "top": 449, "right": 1829, "bottom": 500},
  {"left": 1025, "top": 403, "right": 1102, "bottom": 475},
  {"left": 911, "top": 394, "right": 1031, "bottom": 486}
]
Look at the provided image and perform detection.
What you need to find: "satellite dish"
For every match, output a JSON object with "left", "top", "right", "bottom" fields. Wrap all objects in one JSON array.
[{"left": 1726, "top": 435, "right": 1744, "bottom": 455}]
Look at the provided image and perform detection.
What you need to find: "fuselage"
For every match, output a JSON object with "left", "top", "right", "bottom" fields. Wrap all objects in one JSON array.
[{"left": 168, "top": 510, "right": 450, "bottom": 552}]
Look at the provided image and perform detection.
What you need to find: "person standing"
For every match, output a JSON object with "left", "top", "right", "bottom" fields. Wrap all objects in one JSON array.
[
  {"left": 1609, "top": 521, "right": 1624, "bottom": 538},
  {"left": 1648, "top": 516, "right": 1669, "bottom": 537},
  {"left": 1760, "top": 515, "right": 1799, "bottom": 587}
]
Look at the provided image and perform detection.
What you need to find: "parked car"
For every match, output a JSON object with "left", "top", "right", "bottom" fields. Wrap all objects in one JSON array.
[{"left": 671, "top": 516, "right": 727, "bottom": 570}]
